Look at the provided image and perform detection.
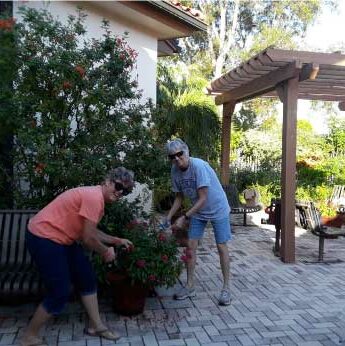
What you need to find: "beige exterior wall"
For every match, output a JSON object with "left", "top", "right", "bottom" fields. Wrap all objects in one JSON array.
[{"left": 14, "top": 1, "right": 157, "bottom": 103}]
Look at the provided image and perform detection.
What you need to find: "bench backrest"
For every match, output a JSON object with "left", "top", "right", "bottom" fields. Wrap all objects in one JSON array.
[
  {"left": 222, "top": 184, "right": 241, "bottom": 208},
  {"left": 295, "top": 202, "right": 322, "bottom": 234},
  {"left": 0, "top": 210, "right": 38, "bottom": 267},
  {"left": 329, "top": 185, "right": 345, "bottom": 209}
]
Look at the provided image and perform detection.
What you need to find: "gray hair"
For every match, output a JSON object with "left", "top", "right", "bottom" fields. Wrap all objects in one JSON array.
[
  {"left": 166, "top": 138, "right": 190, "bottom": 158},
  {"left": 105, "top": 167, "right": 135, "bottom": 187}
]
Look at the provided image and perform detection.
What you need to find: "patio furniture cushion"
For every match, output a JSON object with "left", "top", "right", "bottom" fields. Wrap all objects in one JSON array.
[
  {"left": 222, "top": 184, "right": 262, "bottom": 226},
  {"left": 0, "top": 209, "right": 45, "bottom": 302}
]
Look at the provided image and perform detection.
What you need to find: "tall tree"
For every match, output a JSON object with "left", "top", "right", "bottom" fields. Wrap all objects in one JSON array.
[{"left": 180, "top": 0, "right": 330, "bottom": 79}]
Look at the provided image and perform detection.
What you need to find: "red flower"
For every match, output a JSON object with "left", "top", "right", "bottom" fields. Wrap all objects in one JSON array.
[
  {"left": 0, "top": 18, "right": 15, "bottom": 31},
  {"left": 74, "top": 65, "right": 85, "bottom": 77},
  {"left": 148, "top": 274, "right": 156, "bottom": 282},
  {"left": 161, "top": 255, "right": 168, "bottom": 263},
  {"left": 125, "top": 219, "right": 140, "bottom": 230},
  {"left": 158, "top": 233, "right": 166, "bottom": 242},
  {"left": 136, "top": 259, "right": 146, "bottom": 268},
  {"left": 62, "top": 81, "right": 72, "bottom": 90},
  {"left": 119, "top": 53, "right": 126, "bottom": 61},
  {"left": 180, "top": 255, "right": 188, "bottom": 263},
  {"left": 35, "top": 162, "right": 46, "bottom": 174}
]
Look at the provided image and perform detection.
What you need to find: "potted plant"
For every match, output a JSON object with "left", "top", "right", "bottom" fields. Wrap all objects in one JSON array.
[{"left": 104, "top": 220, "right": 184, "bottom": 316}]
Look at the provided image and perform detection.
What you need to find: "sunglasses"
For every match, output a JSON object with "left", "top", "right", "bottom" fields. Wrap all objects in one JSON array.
[
  {"left": 168, "top": 151, "right": 184, "bottom": 160},
  {"left": 114, "top": 182, "right": 132, "bottom": 196}
]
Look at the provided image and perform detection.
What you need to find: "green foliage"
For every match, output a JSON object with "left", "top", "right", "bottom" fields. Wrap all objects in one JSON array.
[
  {"left": 99, "top": 198, "right": 148, "bottom": 233},
  {"left": 326, "top": 115, "right": 345, "bottom": 155},
  {"left": 106, "top": 221, "right": 183, "bottom": 288},
  {"left": 1, "top": 7, "right": 164, "bottom": 208},
  {"left": 155, "top": 62, "right": 221, "bottom": 163},
  {"left": 179, "top": 0, "right": 323, "bottom": 78},
  {"left": 153, "top": 62, "right": 221, "bottom": 209}
]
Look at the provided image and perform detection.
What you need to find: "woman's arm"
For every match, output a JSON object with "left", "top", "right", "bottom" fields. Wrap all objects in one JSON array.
[
  {"left": 167, "top": 192, "right": 184, "bottom": 222},
  {"left": 96, "top": 229, "right": 132, "bottom": 248}
]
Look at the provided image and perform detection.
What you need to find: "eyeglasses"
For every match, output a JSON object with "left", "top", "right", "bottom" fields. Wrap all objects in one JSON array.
[
  {"left": 168, "top": 151, "right": 184, "bottom": 160},
  {"left": 114, "top": 182, "right": 132, "bottom": 196}
]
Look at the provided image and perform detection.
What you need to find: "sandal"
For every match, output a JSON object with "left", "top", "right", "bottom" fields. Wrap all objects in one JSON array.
[{"left": 84, "top": 327, "right": 120, "bottom": 341}]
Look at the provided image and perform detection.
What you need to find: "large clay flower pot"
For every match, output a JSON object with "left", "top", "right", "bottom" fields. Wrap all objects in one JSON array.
[{"left": 106, "top": 272, "right": 149, "bottom": 316}]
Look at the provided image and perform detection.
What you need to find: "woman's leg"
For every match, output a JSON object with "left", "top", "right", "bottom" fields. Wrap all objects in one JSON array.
[
  {"left": 22, "top": 232, "right": 72, "bottom": 342},
  {"left": 20, "top": 304, "right": 50, "bottom": 345},
  {"left": 67, "top": 244, "right": 105, "bottom": 331},
  {"left": 67, "top": 244, "right": 119, "bottom": 340}
]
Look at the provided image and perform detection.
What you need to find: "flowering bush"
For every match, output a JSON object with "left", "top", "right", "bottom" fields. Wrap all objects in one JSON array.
[
  {"left": 0, "top": 6, "right": 165, "bottom": 208},
  {"left": 107, "top": 220, "right": 183, "bottom": 288}
]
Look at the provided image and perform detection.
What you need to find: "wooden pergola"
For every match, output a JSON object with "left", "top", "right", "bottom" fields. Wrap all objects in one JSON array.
[{"left": 207, "top": 48, "right": 345, "bottom": 263}]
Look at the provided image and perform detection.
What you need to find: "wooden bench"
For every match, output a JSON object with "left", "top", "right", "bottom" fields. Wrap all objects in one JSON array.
[
  {"left": 0, "top": 209, "right": 44, "bottom": 303},
  {"left": 299, "top": 202, "right": 345, "bottom": 261},
  {"left": 222, "top": 184, "right": 262, "bottom": 226},
  {"left": 329, "top": 185, "right": 345, "bottom": 209},
  {"left": 266, "top": 200, "right": 345, "bottom": 261}
]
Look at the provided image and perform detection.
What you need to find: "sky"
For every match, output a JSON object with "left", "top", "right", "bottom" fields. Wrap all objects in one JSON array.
[{"left": 292, "top": 0, "right": 345, "bottom": 134}]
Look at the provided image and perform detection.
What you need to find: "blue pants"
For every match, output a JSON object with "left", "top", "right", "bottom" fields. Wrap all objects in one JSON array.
[{"left": 26, "top": 231, "right": 97, "bottom": 315}]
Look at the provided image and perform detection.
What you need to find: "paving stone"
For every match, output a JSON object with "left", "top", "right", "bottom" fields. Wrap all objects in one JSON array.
[
  {"left": 184, "top": 338, "right": 200, "bottom": 346},
  {"left": 3, "top": 219, "right": 345, "bottom": 345}
]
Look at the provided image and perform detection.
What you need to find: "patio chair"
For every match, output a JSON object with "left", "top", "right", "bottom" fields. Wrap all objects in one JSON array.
[
  {"left": 328, "top": 185, "right": 345, "bottom": 210},
  {"left": 222, "top": 184, "right": 262, "bottom": 226}
]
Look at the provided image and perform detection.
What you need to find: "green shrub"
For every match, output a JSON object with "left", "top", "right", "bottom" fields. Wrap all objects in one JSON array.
[{"left": 1, "top": 7, "right": 164, "bottom": 208}]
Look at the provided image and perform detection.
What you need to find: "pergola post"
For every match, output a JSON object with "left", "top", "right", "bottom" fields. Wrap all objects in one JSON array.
[
  {"left": 220, "top": 101, "right": 236, "bottom": 185},
  {"left": 280, "top": 76, "right": 299, "bottom": 263}
]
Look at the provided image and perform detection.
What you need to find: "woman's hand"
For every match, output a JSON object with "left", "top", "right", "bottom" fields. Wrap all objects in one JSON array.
[
  {"left": 118, "top": 238, "right": 133, "bottom": 250},
  {"left": 102, "top": 247, "right": 116, "bottom": 263},
  {"left": 174, "top": 215, "right": 188, "bottom": 230}
]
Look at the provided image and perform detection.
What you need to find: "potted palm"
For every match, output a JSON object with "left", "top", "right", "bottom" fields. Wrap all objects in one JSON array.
[{"left": 105, "top": 220, "right": 183, "bottom": 315}]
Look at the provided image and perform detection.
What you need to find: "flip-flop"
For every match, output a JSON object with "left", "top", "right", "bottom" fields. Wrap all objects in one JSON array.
[{"left": 84, "top": 327, "right": 120, "bottom": 341}]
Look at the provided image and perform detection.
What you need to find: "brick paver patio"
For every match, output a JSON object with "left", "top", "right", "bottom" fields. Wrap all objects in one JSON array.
[{"left": 1, "top": 211, "right": 345, "bottom": 345}]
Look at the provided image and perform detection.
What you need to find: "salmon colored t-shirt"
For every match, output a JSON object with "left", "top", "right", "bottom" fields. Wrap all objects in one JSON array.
[{"left": 28, "top": 186, "right": 104, "bottom": 245}]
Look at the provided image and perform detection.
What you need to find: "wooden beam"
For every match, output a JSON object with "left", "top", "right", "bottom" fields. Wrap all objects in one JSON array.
[
  {"left": 220, "top": 102, "right": 236, "bottom": 185},
  {"left": 280, "top": 76, "right": 299, "bottom": 263},
  {"left": 215, "top": 61, "right": 302, "bottom": 105},
  {"left": 266, "top": 48, "right": 345, "bottom": 66}
]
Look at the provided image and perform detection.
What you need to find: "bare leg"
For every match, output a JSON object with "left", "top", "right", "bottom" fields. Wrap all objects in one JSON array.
[
  {"left": 186, "top": 239, "right": 199, "bottom": 288},
  {"left": 217, "top": 242, "right": 230, "bottom": 290},
  {"left": 81, "top": 293, "right": 120, "bottom": 340},
  {"left": 80, "top": 293, "right": 105, "bottom": 331},
  {"left": 20, "top": 303, "right": 51, "bottom": 345}
]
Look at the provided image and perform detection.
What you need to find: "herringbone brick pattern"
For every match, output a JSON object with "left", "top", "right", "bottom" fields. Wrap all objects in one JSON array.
[{"left": 2, "top": 211, "right": 345, "bottom": 345}]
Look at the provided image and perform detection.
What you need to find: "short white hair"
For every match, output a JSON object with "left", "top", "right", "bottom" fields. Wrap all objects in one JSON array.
[{"left": 166, "top": 138, "right": 189, "bottom": 157}]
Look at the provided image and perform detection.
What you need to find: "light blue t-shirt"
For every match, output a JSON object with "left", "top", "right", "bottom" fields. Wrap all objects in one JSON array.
[{"left": 171, "top": 157, "right": 230, "bottom": 220}]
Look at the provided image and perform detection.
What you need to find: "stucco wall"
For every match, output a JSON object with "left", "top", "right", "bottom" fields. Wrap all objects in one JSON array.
[{"left": 14, "top": 1, "right": 157, "bottom": 103}]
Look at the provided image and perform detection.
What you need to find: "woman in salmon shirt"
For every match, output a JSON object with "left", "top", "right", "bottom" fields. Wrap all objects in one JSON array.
[{"left": 20, "top": 167, "right": 135, "bottom": 345}]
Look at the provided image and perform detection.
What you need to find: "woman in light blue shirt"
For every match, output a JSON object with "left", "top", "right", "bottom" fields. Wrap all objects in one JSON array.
[{"left": 165, "top": 139, "right": 232, "bottom": 306}]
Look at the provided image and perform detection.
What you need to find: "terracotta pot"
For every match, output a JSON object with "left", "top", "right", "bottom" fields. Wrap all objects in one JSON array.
[{"left": 106, "top": 272, "right": 149, "bottom": 316}]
